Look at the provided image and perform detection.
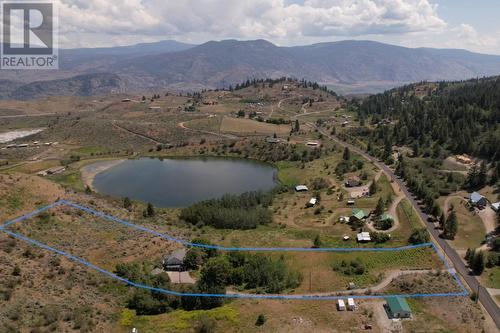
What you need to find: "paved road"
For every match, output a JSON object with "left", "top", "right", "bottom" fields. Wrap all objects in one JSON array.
[{"left": 310, "top": 123, "right": 500, "bottom": 329}]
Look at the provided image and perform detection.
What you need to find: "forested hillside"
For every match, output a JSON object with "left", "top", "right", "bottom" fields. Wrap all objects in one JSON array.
[{"left": 357, "top": 77, "right": 500, "bottom": 161}]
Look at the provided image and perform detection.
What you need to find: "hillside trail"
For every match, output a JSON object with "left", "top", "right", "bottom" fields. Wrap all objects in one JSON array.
[{"left": 177, "top": 119, "right": 238, "bottom": 139}]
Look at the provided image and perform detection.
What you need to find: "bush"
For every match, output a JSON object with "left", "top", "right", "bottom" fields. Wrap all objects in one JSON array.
[
  {"left": 409, "top": 229, "right": 430, "bottom": 244},
  {"left": 334, "top": 259, "right": 366, "bottom": 275},
  {"left": 370, "top": 232, "right": 390, "bottom": 243},
  {"left": 255, "top": 314, "right": 267, "bottom": 326},
  {"left": 194, "top": 315, "right": 216, "bottom": 333}
]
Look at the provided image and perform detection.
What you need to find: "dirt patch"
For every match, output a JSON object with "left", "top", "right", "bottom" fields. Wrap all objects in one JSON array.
[{"left": 80, "top": 159, "right": 125, "bottom": 190}]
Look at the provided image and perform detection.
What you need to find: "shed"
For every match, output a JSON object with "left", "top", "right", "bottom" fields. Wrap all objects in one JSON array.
[
  {"left": 306, "top": 198, "right": 317, "bottom": 207},
  {"left": 337, "top": 299, "right": 346, "bottom": 311},
  {"left": 357, "top": 232, "right": 371, "bottom": 242},
  {"left": 386, "top": 297, "right": 411, "bottom": 318},
  {"left": 162, "top": 249, "right": 186, "bottom": 271},
  {"left": 295, "top": 185, "right": 309, "bottom": 192},
  {"left": 347, "top": 298, "right": 356, "bottom": 311},
  {"left": 470, "top": 192, "right": 487, "bottom": 207},
  {"left": 306, "top": 141, "right": 320, "bottom": 147}
]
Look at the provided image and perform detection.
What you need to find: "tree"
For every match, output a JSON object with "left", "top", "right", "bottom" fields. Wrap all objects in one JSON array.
[
  {"left": 438, "top": 213, "right": 446, "bottom": 229},
  {"left": 84, "top": 185, "right": 92, "bottom": 194},
  {"left": 184, "top": 249, "right": 203, "bottom": 270},
  {"left": 294, "top": 119, "right": 300, "bottom": 132},
  {"left": 123, "top": 197, "right": 132, "bottom": 210},
  {"left": 470, "top": 250, "right": 485, "bottom": 275},
  {"left": 369, "top": 180, "right": 378, "bottom": 195},
  {"left": 409, "top": 229, "right": 430, "bottom": 244},
  {"left": 443, "top": 211, "right": 458, "bottom": 239},
  {"left": 342, "top": 147, "right": 351, "bottom": 161},
  {"left": 312, "top": 234, "right": 322, "bottom": 248},
  {"left": 143, "top": 202, "right": 155, "bottom": 217},
  {"left": 374, "top": 198, "right": 385, "bottom": 217}
]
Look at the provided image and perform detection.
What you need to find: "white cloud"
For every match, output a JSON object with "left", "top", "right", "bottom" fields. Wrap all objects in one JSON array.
[
  {"left": 55, "top": 0, "right": 447, "bottom": 47},
  {"left": 453, "top": 24, "right": 498, "bottom": 48}
]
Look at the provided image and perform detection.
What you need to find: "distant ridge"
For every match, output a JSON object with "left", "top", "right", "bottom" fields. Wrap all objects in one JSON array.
[{"left": 3, "top": 39, "right": 500, "bottom": 99}]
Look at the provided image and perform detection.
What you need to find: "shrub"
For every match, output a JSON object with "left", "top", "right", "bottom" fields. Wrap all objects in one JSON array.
[
  {"left": 334, "top": 259, "right": 366, "bottom": 275},
  {"left": 409, "top": 229, "right": 430, "bottom": 244},
  {"left": 255, "top": 314, "right": 267, "bottom": 326}
]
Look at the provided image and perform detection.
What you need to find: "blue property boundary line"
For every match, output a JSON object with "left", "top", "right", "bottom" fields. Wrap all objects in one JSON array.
[{"left": 0, "top": 200, "right": 469, "bottom": 300}]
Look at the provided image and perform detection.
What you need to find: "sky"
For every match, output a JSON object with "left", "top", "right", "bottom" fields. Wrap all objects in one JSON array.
[{"left": 53, "top": 0, "right": 500, "bottom": 54}]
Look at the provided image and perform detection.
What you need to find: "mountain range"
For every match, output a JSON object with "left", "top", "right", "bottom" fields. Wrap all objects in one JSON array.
[{"left": 3, "top": 39, "right": 500, "bottom": 99}]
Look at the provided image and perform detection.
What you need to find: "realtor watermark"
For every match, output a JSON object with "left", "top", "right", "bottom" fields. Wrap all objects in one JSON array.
[{"left": 1, "top": 0, "right": 58, "bottom": 69}]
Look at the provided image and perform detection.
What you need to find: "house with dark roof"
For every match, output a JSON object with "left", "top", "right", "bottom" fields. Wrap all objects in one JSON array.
[
  {"left": 162, "top": 249, "right": 187, "bottom": 271},
  {"left": 470, "top": 192, "right": 487, "bottom": 208}
]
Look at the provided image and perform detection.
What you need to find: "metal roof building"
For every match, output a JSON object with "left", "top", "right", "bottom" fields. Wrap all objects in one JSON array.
[{"left": 386, "top": 297, "right": 411, "bottom": 318}]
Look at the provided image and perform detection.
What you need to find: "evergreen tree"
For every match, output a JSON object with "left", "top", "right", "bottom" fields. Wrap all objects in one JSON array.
[
  {"left": 312, "top": 235, "right": 322, "bottom": 248},
  {"left": 443, "top": 211, "right": 458, "bottom": 239},
  {"left": 123, "top": 197, "right": 132, "bottom": 210},
  {"left": 145, "top": 202, "right": 155, "bottom": 217},
  {"left": 438, "top": 213, "right": 446, "bottom": 229},
  {"left": 471, "top": 250, "right": 485, "bottom": 275},
  {"left": 374, "top": 198, "right": 385, "bottom": 216},
  {"left": 369, "top": 180, "right": 378, "bottom": 195},
  {"left": 294, "top": 119, "right": 300, "bottom": 132},
  {"left": 342, "top": 147, "right": 351, "bottom": 161}
]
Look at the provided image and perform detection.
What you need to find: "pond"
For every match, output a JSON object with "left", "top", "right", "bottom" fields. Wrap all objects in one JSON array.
[{"left": 91, "top": 157, "right": 278, "bottom": 207}]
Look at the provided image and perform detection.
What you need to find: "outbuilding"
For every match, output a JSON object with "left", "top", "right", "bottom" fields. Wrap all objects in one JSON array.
[
  {"left": 386, "top": 297, "right": 412, "bottom": 319},
  {"left": 306, "top": 198, "right": 317, "bottom": 207},
  {"left": 337, "top": 299, "right": 346, "bottom": 311},
  {"left": 295, "top": 185, "right": 309, "bottom": 192},
  {"left": 347, "top": 298, "right": 356, "bottom": 311},
  {"left": 357, "top": 232, "right": 371, "bottom": 243},
  {"left": 492, "top": 202, "right": 500, "bottom": 212}
]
